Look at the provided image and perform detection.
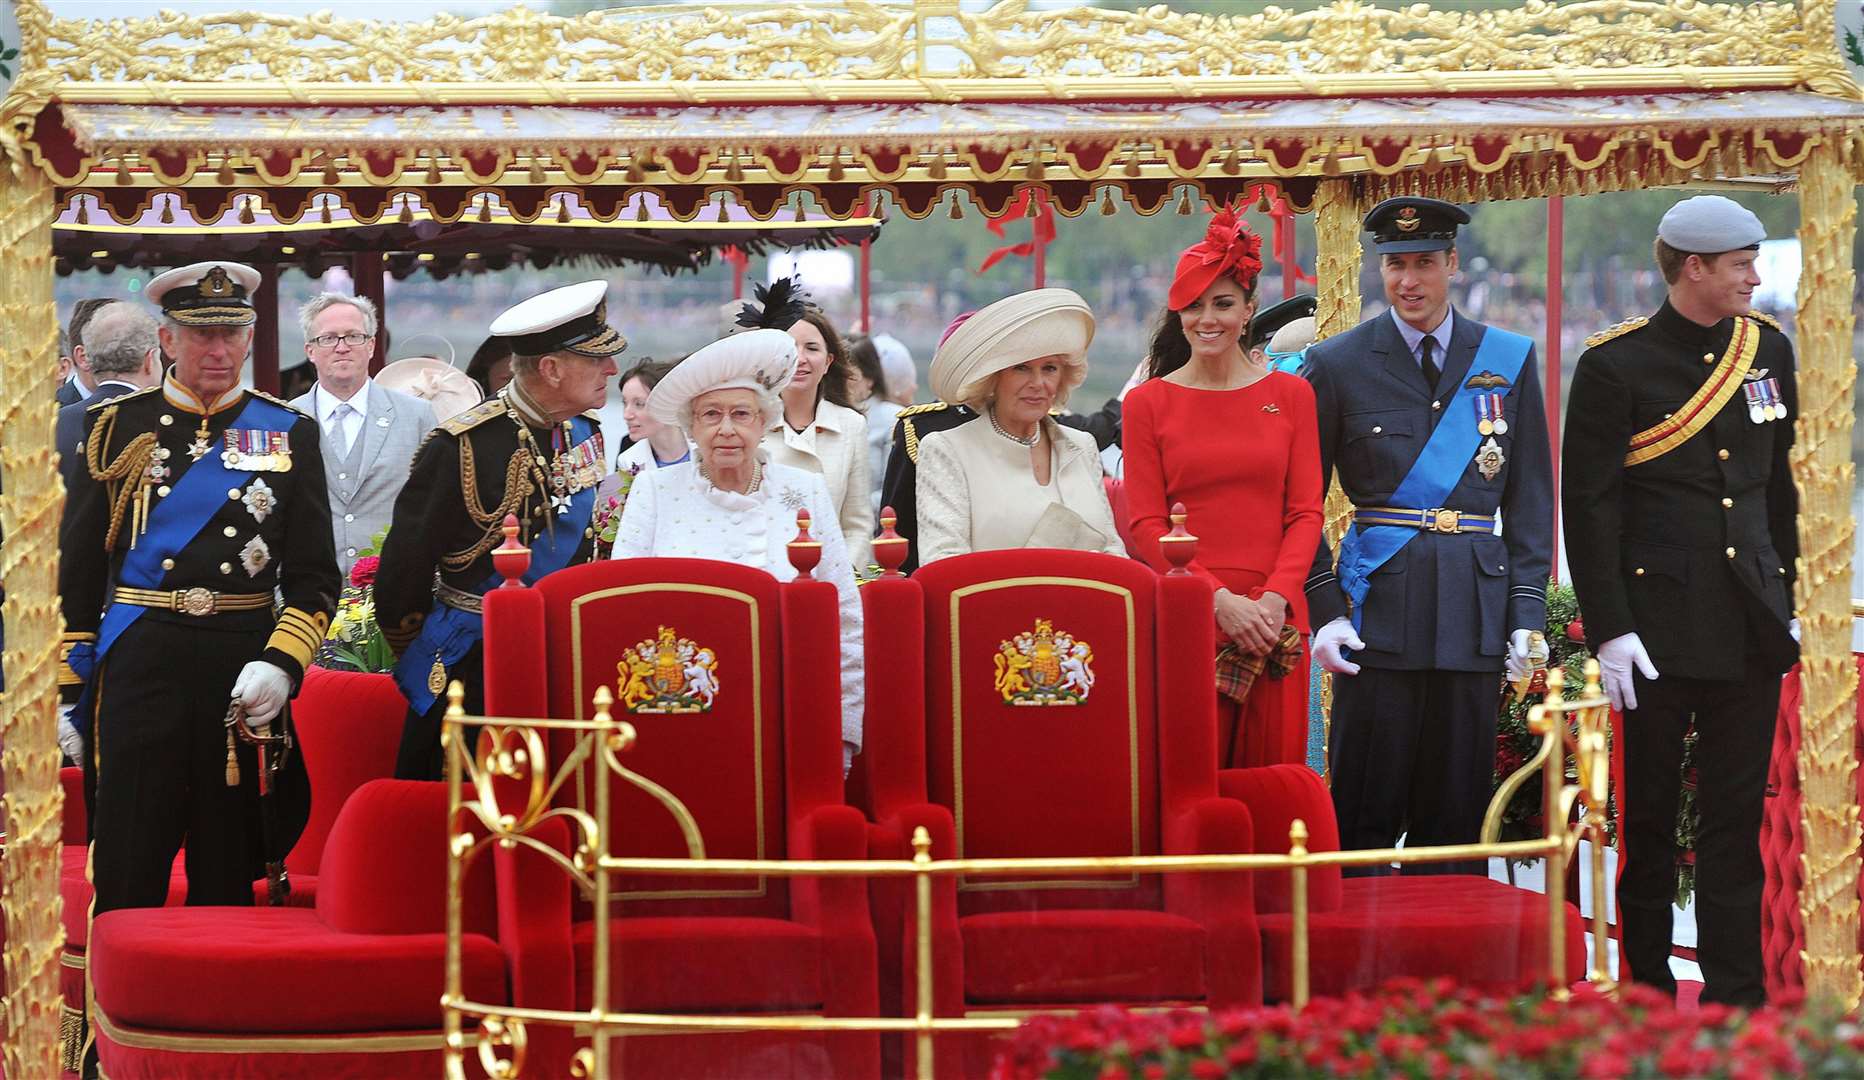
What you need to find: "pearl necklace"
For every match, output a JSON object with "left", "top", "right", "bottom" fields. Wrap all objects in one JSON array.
[
  {"left": 699, "top": 459, "right": 763, "bottom": 495},
  {"left": 987, "top": 406, "right": 1040, "bottom": 448}
]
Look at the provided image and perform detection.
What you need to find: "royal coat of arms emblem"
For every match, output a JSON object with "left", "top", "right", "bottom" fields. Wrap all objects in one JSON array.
[
  {"left": 994, "top": 618, "right": 1094, "bottom": 706},
  {"left": 617, "top": 626, "right": 719, "bottom": 714}
]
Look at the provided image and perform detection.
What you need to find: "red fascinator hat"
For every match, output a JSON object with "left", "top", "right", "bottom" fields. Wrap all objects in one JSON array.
[{"left": 1167, "top": 206, "right": 1265, "bottom": 310}]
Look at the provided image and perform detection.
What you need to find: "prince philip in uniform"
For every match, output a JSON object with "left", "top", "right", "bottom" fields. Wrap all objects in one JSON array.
[
  {"left": 376, "top": 281, "right": 623, "bottom": 779},
  {"left": 1563, "top": 195, "right": 1796, "bottom": 1006},
  {"left": 1304, "top": 198, "right": 1554, "bottom": 873},
  {"left": 60, "top": 261, "right": 335, "bottom": 913}
]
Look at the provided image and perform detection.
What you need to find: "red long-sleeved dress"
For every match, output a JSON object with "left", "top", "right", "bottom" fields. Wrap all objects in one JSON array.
[{"left": 1122, "top": 372, "right": 1325, "bottom": 768}]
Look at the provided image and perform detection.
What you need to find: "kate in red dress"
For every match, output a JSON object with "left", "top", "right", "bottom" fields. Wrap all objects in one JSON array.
[{"left": 1122, "top": 210, "right": 1324, "bottom": 767}]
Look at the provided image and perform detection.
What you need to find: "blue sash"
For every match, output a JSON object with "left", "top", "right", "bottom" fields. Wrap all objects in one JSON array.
[
  {"left": 79, "top": 397, "right": 297, "bottom": 668},
  {"left": 392, "top": 416, "right": 600, "bottom": 714},
  {"left": 1336, "top": 328, "right": 1532, "bottom": 634}
]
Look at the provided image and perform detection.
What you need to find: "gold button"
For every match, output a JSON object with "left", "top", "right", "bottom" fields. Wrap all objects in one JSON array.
[
  {"left": 1703, "top": 352, "right": 1715, "bottom": 364},
  {"left": 156, "top": 484, "right": 171, "bottom": 497},
  {"left": 1725, "top": 546, "right": 1736, "bottom": 558},
  {"left": 220, "top": 562, "right": 233, "bottom": 574},
  {"left": 1372, "top": 425, "right": 1383, "bottom": 434},
  {"left": 159, "top": 415, "right": 173, "bottom": 426},
  {"left": 1717, "top": 449, "right": 1730, "bottom": 461},
  {"left": 584, "top": 529, "right": 594, "bottom": 539},
  {"left": 160, "top": 558, "right": 175, "bottom": 570},
  {"left": 228, "top": 488, "right": 242, "bottom": 499},
  {"left": 1778, "top": 567, "right": 1787, "bottom": 575},
  {"left": 224, "top": 525, "right": 238, "bottom": 538},
  {"left": 1634, "top": 567, "right": 1646, "bottom": 576},
  {"left": 1430, "top": 400, "right": 1442, "bottom": 411},
  {"left": 1662, "top": 413, "right": 1673, "bottom": 420},
  {"left": 1722, "top": 497, "right": 1733, "bottom": 508}
]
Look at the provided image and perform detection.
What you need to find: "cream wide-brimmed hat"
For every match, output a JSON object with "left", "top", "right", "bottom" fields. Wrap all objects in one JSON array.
[
  {"left": 374, "top": 356, "right": 485, "bottom": 423},
  {"left": 928, "top": 288, "right": 1094, "bottom": 409},
  {"left": 647, "top": 328, "right": 799, "bottom": 426}
]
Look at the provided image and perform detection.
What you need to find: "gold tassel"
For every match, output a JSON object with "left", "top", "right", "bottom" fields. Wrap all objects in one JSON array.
[
  {"left": 529, "top": 157, "right": 545, "bottom": 185},
  {"left": 1124, "top": 144, "right": 1143, "bottom": 178},
  {"left": 1025, "top": 156, "right": 1045, "bottom": 181},
  {"left": 114, "top": 158, "right": 133, "bottom": 185},
  {"left": 1221, "top": 148, "right": 1241, "bottom": 176},
  {"left": 1175, "top": 186, "right": 1193, "bottom": 215},
  {"left": 75, "top": 197, "right": 89, "bottom": 225},
  {"left": 725, "top": 155, "right": 744, "bottom": 183},
  {"left": 624, "top": 156, "right": 644, "bottom": 183},
  {"left": 1025, "top": 189, "right": 1040, "bottom": 217},
  {"left": 237, "top": 196, "right": 255, "bottom": 224},
  {"left": 399, "top": 196, "right": 414, "bottom": 224},
  {"left": 948, "top": 191, "right": 964, "bottom": 219},
  {"left": 1255, "top": 185, "right": 1273, "bottom": 214},
  {"left": 426, "top": 157, "right": 442, "bottom": 185},
  {"left": 319, "top": 196, "right": 332, "bottom": 225},
  {"left": 927, "top": 153, "right": 947, "bottom": 180},
  {"left": 1099, "top": 186, "right": 1117, "bottom": 216},
  {"left": 478, "top": 194, "right": 492, "bottom": 223},
  {"left": 793, "top": 194, "right": 807, "bottom": 222},
  {"left": 322, "top": 157, "right": 340, "bottom": 186},
  {"left": 557, "top": 196, "right": 571, "bottom": 224},
  {"left": 217, "top": 158, "right": 235, "bottom": 185},
  {"left": 827, "top": 154, "right": 845, "bottom": 182},
  {"left": 159, "top": 196, "right": 174, "bottom": 224},
  {"left": 636, "top": 194, "right": 651, "bottom": 222},
  {"left": 225, "top": 727, "right": 241, "bottom": 786},
  {"left": 716, "top": 194, "right": 730, "bottom": 222}
]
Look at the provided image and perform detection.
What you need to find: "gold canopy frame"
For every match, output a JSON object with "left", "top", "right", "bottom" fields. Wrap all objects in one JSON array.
[{"left": 0, "top": 0, "right": 1859, "bottom": 1074}]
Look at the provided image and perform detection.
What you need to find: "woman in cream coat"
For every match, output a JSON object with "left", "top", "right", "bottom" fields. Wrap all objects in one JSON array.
[
  {"left": 915, "top": 289, "right": 1125, "bottom": 564},
  {"left": 759, "top": 305, "right": 874, "bottom": 570}
]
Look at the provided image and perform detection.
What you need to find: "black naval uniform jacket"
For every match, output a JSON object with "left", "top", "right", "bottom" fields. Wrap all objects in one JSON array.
[
  {"left": 375, "top": 395, "right": 600, "bottom": 668},
  {"left": 1303, "top": 309, "right": 1554, "bottom": 671},
  {"left": 60, "top": 379, "right": 341, "bottom": 687},
  {"left": 880, "top": 396, "right": 1122, "bottom": 573},
  {"left": 1561, "top": 303, "right": 1798, "bottom": 681}
]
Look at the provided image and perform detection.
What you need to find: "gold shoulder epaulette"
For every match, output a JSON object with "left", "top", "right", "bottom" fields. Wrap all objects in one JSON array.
[
  {"left": 85, "top": 385, "right": 159, "bottom": 412},
  {"left": 440, "top": 396, "right": 508, "bottom": 435},
  {"left": 897, "top": 402, "right": 950, "bottom": 418},
  {"left": 1584, "top": 316, "right": 1648, "bottom": 349},
  {"left": 249, "top": 389, "right": 312, "bottom": 418},
  {"left": 1746, "top": 310, "right": 1782, "bottom": 331}
]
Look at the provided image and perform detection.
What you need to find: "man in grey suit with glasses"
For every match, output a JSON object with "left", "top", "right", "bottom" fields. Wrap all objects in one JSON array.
[{"left": 291, "top": 293, "right": 437, "bottom": 580}]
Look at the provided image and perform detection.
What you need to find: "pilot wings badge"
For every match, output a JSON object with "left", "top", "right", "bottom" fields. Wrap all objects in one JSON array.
[
  {"left": 994, "top": 619, "right": 1094, "bottom": 706},
  {"left": 618, "top": 626, "right": 719, "bottom": 714}
]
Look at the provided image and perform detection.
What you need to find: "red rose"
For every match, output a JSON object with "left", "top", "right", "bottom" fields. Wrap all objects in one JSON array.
[
  {"left": 349, "top": 555, "right": 380, "bottom": 589},
  {"left": 1565, "top": 618, "right": 1585, "bottom": 643}
]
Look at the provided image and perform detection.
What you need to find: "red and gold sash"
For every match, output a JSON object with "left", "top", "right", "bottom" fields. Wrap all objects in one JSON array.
[{"left": 1623, "top": 314, "right": 1760, "bottom": 467}]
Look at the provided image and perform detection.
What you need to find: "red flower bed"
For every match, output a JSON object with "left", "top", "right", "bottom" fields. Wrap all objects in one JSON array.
[{"left": 992, "top": 979, "right": 1864, "bottom": 1080}]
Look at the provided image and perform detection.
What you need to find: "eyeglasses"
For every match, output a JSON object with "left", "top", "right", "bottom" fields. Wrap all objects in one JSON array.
[
  {"left": 693, "top": 406, "right": 760, "bottom": 428},
  {"left": 310, "top": 332, "right": 373, "bottom": 348}
]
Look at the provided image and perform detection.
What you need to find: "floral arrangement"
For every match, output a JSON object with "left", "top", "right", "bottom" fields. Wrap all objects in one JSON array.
[
  {"left": 992, "top": 979, "right": 1861, "bottom": 1080},
  {"left": 1492, "top": 580, "right": 1698, "bottom": 906},
  {"left": 318, "top": 530, "right": 394, "bottom": 674},
  {"left": 591, "top": 465, "right": 639, "bottom": 560}
]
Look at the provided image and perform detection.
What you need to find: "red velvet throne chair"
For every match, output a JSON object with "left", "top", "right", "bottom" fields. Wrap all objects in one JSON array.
[
  {"left": 483, "top": 556, "right": 879, "bottom": 1079},
  {"left": 59, "top": 665, "right": 406, "bottom": 1069},
  {"left": 88, "top": 778, "right": 517, "bottom": 1079},
  {"left": 861, "top": 548, "right": 1260, "bottom": 1076}
]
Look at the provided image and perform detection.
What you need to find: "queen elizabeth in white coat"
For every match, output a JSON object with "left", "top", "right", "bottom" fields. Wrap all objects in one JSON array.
[{"left": 610, "top": 329, "right": 864, "bottom": 768}]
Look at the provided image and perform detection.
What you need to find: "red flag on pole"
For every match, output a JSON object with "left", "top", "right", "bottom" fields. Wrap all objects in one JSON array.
[{"left": 977, "top": 189, "right": 1057, "bottom": 276}]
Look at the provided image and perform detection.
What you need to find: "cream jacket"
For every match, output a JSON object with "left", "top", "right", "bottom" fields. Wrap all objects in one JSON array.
[
  {"left": 609, "top": 457, "right": 864, "bottom": 763},
  {"left": 915, "top": 417, "right": 1125, "bottom": 564},
  {"left": 763, "top": 399, "right": 874, "bottom": 571}
]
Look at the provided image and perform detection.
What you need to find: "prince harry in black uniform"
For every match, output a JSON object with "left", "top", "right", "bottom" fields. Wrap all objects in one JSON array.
[{"left": 1563, "top": 194, "right": 1798, "bottom": 1007}]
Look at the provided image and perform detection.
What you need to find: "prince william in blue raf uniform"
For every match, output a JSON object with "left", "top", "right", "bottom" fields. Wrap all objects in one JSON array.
[{"left": 1303, "top": 198, "right": 1554, "bottom": 873}]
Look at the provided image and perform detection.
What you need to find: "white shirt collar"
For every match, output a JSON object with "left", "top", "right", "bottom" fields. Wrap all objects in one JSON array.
[
  {"left": 1389, "top": 306, "right": 1454, "bottom": 365},
  {"left": 314, "top": 379, "right": 371, "bottom": 424},
  {"left": 73, "top": 375, "right": 95, "bottom": 401}
]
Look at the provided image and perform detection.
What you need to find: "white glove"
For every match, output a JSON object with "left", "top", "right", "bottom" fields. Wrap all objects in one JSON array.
[
  {"left": 1312, "top": 616, "right": 1364, "bottom": 676},
  {"left": 1596, "top": 632, "right": 1659, "bottom": 713},
  {"left": 231, "top": 661, "right": 291, "bottom": 728},
  {"left": 56, "top": 711, "right": 85, "bottom": 763},
  {"left": 1506, "top": 628, "right": 1536, "bottom": 683},
  {"left": 1789, "top": 618, "right": 1801, "bottom": 643}
]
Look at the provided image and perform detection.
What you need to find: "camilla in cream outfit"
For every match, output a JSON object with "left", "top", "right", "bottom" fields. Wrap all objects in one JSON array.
[
  {"left": 610, "top": 329, "right": 864, "bottom": 768},
  {"left": 916, "top": 289, "right": 1125, "bottom": 564}
]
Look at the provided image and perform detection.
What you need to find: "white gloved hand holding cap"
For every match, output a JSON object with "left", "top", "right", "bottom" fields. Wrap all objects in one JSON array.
[{"left": 231, "top": 661, "right": 291, "bottom": 728}]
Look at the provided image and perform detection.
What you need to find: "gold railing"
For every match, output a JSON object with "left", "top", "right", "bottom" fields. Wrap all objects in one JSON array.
[{"left": 443, "top": 663, "right": 1614, "bottom": 1079}]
